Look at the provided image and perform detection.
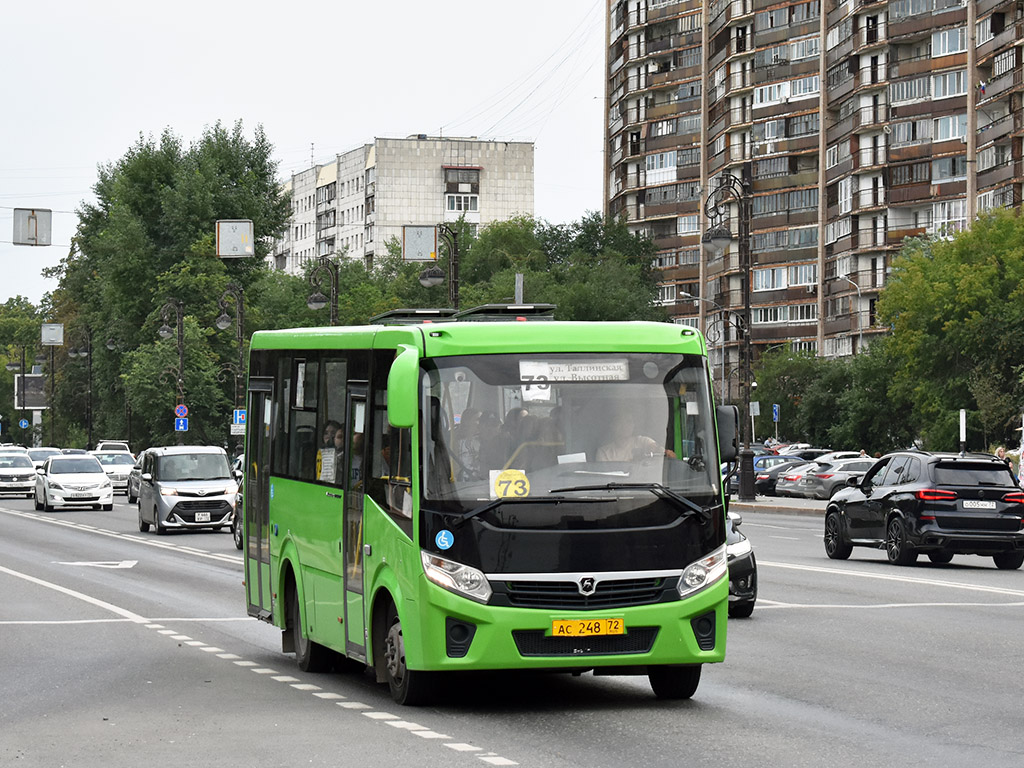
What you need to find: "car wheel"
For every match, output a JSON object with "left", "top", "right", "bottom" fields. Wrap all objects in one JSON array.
[
  {"left": 928, "top": 551, "right": 954, "bottom": 565},
  {"left": 138, "top": 508, "right": 150, "bottom": 533},
  {"left": 34, "top": 492, "right": 43, "bottom": 511},
  {"left": 886, "top": 517, "right": 917, "bottom": 565},
  {"left": 232, "top": 514, "right": 243, "bottom": 550},
  {"left": 648, "top": 665, "right": 702, "bottom": 700},
  {"left": 993, "top": 551, "right": 1024, "bottom": 570},
  {"left": 289, "top": 585, "right": 332, "bottom": 674},
  {"left": 380, "top": 601, "right": 434, "bottom": 705},
  {"left": 43, "top": 493, "right": 54, "bottom": 513},
  {"left": 153, "top": 509, "right": 166, "bottom": 536},
  {"left": 824, "top": 511, "right": 853, "bottom": 560},
  {"left": 729, "top": 600, "right": 755, "bottom": 619},
  {"left": 127, "top": 488, "right": 137, "bottom": 504},
  {"left": 102, "top": 503, "right": 113, "bottom": 511}
]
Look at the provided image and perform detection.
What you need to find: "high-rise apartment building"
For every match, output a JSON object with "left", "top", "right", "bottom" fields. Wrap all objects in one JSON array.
[
  {"left": 605, "top": 0, "right": 1022, "bottom": 378},
  {"left": 274, "top": 135, "right": 534, "bottom": 273}
]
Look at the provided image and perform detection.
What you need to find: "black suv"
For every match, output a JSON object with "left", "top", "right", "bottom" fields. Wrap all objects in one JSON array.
[{"left": 824, "top": 451, "right": 1024, "bottom": 569}]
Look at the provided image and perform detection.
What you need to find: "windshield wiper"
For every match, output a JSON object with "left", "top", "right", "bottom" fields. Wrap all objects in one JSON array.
[
  {"left": 455, "top": 494, "right": 608, "bottom": 525},
  {"left": 548, "top": 482, "right": 714, "bottom": 525}
]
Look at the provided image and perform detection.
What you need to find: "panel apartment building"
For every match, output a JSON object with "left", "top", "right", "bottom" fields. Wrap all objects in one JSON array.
[
  {"left": 606, "top": 0, "right": 1022, "bottom": 377},
  {"left": 273, "top": 135, "right": 535, "bottom": 274}
]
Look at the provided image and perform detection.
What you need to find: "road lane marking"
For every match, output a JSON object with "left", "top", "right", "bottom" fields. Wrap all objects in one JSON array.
[
  {"left": 757, "top": 598, "right": 1024, "bottom": 610},
  {"left": 759, "top": 560, "right": 1024, "bottom": 598},
  {"left": 768, "top": 536, "right": 800, "bottom": 540},
  {"left": 0, "top": 564, "right": 149, "bottom": 623}
]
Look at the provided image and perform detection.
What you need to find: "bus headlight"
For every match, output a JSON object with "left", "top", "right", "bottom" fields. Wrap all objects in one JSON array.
[
  {"left": 421, "top": 551, "right": 492, "bottom": 604},
  {"left": 676, "top": 545, "right": 728, "bottom": 599}
]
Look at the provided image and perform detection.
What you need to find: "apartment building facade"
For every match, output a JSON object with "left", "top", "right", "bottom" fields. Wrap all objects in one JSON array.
[
  {"left": 273, "top": 136, "right": 535, "bottom": 274},
  {"left": 605, "top": 0, "right": 1023, "bottom": 378}
]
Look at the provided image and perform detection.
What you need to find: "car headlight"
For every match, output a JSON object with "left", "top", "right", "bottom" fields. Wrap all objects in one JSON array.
[
  {"left": 48, "top": 481, "right": 64, "bottom": 490},
  {"left": 101, "top": 479, "right": 112, "bottom": 488},
  {"left": 676, "top": 544, "right": 728, "bottom": 599},
  {"left": 160, "top": 487, "right": 179, "bottom": 496},
  {"left": 421, "top": 551, "right": 492, "bottom": 604},
  {"left": 726, "top": 538, "right": 752, "bottom": 558}
]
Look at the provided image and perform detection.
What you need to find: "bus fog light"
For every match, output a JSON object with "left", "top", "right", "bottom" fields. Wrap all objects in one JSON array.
[
  {"left": 421, "top": 551, "right": 492, "bottom": 604},
  {"left": 677, "top": 545, "right": 727, "bottom": 599}
]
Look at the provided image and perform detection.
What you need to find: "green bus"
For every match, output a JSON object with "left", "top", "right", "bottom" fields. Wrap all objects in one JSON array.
[{"left": 243, "top": 317, "right": 739, "bottom": 704}]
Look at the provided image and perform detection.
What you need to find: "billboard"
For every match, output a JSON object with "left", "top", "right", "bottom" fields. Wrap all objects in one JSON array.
[{"left": 15, "top": 373, "right": 47, "bottom": 410}]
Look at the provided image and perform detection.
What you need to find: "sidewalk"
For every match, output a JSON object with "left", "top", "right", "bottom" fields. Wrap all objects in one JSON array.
[{"left": 728, "top": 494, "right": 826, "bottom": 517}]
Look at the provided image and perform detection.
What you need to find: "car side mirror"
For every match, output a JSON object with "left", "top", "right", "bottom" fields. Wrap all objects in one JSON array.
[
  {"left": 141, "top": 472, "right": 153, "bottom": 482},
  {"left": 846, "top": 475, "right": 859, "bottom": 488},
  {"left": 233, "top": 469, "right": 243, "bottom": 482}
]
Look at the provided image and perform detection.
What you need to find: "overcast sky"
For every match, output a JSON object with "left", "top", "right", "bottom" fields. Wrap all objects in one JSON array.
[{"left": 0, "top": 0, "right": 605, "bottom": 306}]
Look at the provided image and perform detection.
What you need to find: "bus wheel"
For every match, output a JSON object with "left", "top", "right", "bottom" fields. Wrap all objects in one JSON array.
[
  {"left": 289, "top": 586, "right": 331, "bottom": 673},
  {"left": 648, "top": 664, "right": 701, "bottom": 700},
  {"left": 381, "top": 602, "right": 434, "bottom": 706}
]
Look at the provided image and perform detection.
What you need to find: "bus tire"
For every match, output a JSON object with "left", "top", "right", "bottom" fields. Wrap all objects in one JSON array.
[
  {"left": 381, "top": 602, "right": 434, "bottom": 706},
  {"left": 289, "top": 586, "right": 331, "bottom": 673},
  {"left": 648, "top": 664, "right": 701, "bottom": 700}
]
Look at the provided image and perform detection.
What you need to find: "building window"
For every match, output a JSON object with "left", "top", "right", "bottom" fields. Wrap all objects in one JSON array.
[
  {"left": 890, "top": 76, "right": 930, "bottom": 104},
  {"left": 788, "top": 263, "right": 817, "bottom": 285},
  {"left": 445, "top": 168, "right": 480, "bottom": 185},
  {"left": 931, "top": 199, "right": 967, "bottom": 235},
  {"left": 933, "top": 114, "right": 967, "bottom": 141},
  {"left": 932, "top": 156, "right": 967, "bottom": 183},
  {"left": 677, "top": 215, "right": 700, "bottom": 235},
  {"left": 931, "top": 27, "right": 966, "bottom": 57},
  {"left": 645, "top": 151, "right": 677, "bottom": 184},
  {"left": 753, "top": 267, "right": 787, "bottom": 291},
  {"left": 932, "top": 70, "right": 966, "bottom": 99},
  {"left": 790, "top": 75, "right": 820, "bottom": 100},
  {"left": 446, "top": 194, "right": 479, "bottom": 212}
]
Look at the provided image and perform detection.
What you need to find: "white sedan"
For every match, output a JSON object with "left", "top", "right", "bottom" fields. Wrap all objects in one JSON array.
[
  {"left": 35, "top": 455, "right": 114, "bottom": 511},
  {"left": 0, "top": 454, "right": 37, "bottom": 498}
]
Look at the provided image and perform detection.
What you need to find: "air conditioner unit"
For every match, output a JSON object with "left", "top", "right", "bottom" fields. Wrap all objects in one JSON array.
[
  {"left": 960, "top": 136, "right": 968, "bottom": 144},
  {"left": 806, "top": 284, "right": 817, "bottom": 293},
  {"left": 883, "top": 125, "right": 892, "bottom": 135}
]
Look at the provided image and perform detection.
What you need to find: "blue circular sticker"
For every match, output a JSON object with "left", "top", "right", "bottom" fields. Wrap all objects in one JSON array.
[{"left": 435, "top": 529, "right": 454, "bottom": 550}]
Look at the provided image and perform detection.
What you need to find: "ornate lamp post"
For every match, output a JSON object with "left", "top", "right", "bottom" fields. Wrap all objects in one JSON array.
[
  {"left": 67, "top": 329, "right": 94, "bottom": 449},
  {"left": 703, "top": 163, "right": 755, "bottom": 501},
  {"left": 307, "top": 256, "right": 339, "bottom": 326},
  {"left": 159, "top": 299, "right": 185, "bottom": 444},
  {"left": 416, "top": 224, "right": 460, "bottom": 310},
  {"left": 215, "top": 282, "right": 246, "bottom": 407}
]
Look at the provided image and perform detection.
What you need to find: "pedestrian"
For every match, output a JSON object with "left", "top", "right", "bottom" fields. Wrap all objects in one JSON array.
[{"left": 994, "top": 446, "right": 1010, "bottom": 465}]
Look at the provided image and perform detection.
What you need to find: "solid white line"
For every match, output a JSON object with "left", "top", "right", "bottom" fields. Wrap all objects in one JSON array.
[
  {"left": 759, "top": 559, "right": 1024, "bottom": 598},
  {"left": 756, "top": 598, "right": 1024, "bottom": 610},
  {"left": 0, "top": 618, "right": 135, "bottom": 625},
  {"left": 0, "top": 563, "right": 149, "bottom": 623},
  {"left": 769, "top": 536, "right": 800, "bottom": 540}
]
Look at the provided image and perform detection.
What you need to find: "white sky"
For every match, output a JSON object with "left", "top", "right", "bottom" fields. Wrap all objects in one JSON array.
[{"left": 0, "top": 0, "right": 605, "bottom": 305}]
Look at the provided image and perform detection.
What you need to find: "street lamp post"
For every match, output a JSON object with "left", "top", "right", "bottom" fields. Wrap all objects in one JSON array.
[
  {"left": 703, "top": 163, "right": 755, "bottom": 501},
  {"left": 678, "top": 291, "right": 746, "bottom": 405},
  {"left": 840, "top": 275, "right": 864, "bottom": 353},
  {"left": 67, "top": 329, "right": 94, "bottom": 449},
  {"left": 417, "top": 224, "right": 460, "bottom": 310},
  {"left": 106, "top": 338, "right": 133, "bottom": 448},
  {"left": 216, "top": 282, "right": 246, "bottom": 407},
  {"left": 307, "top": 256, "right": 339, "bottom": 326},
  {"left": 159, "top": 299, "right": 185, "bottom": 444}
]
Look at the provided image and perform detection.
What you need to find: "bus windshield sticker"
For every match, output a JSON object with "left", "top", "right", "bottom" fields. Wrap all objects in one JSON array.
[
  {"left": 490, "top": 468, "right": 530, "bottom": 500},
  {"left": 435, "top": 530, "right": 454, "bottom": 550},
  {"left": 686, "top": 400, "right": 700, "bottom": 415},
  {"left": 519, "top": 359, "right": 630, "bottom": 383}
]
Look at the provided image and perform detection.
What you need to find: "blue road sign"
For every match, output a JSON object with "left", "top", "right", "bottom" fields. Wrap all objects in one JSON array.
[
  {"left": 174, "top": 417, "right": 189, "bottom": 432},
  {"left": 233, "top": 409, "right": 246, "bottom": 425},
  {"left": 19, "top": 418, "right": 29, "bottom": 429},
  {"left": 772, "top": 403, "right": 780, "bottom": 423},
  {"left": 174, "top": 404, "right": 188, "bottom": 418}
]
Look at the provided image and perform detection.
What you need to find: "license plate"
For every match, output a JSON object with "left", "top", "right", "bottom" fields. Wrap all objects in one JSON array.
[
  {"left": 962, "top": 500, "right": 996, "bottom": 509},
  {"left": 194, "top": 512, "right": 211, "bottom": 522},
  {"left": 66, "top": 492, "right": 92, "bottom": 499},
  {"left": 551, "top": 618, "right": 625, "bottom": 637}
]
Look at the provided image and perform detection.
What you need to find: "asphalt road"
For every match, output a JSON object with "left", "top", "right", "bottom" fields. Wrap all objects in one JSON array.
[{"left": 2, "top": 494, "right": 1022, "bottom": 767}]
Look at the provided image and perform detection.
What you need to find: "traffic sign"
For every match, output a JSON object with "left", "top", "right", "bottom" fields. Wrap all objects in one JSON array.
[
  {"left": 174, "top": 417, "right": 189, "bottom": 432},
  {"left": 772, "top": 403, "right": 780, "bottom": 423},
  {"left": 174, "top": 404, "right": 188, "bottom": 418},
  {"left": 19, "top": 418, "right": 29, "bottom": 429},
  {"left": 233, "top": 408, "right": 246, "bottom": 425}
]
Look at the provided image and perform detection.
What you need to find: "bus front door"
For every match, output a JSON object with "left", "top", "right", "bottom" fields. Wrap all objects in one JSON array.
[
  {"left": 245, "top": 378, "right": 274, "bottom": 620},
  {"left": 342, "top": 387, "right": 367, "bottom": 660}
]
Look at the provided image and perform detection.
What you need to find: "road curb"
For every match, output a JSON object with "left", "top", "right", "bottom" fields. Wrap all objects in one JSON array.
[{"left": 729, "top": 499, "right": 825, "bottom": 517}]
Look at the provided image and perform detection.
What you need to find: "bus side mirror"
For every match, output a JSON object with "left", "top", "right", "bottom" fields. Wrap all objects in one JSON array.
[
  {"left": 717, "top": 405, "right": 739, "bottom": 462},
  {"left": 387, "top": 344, "right": 420, "bottom": 429}
]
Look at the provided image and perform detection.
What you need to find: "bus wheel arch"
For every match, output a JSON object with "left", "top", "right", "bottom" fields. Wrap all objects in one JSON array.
[{"left": 372, "top": 592, "right": 435, "bottom": 706}]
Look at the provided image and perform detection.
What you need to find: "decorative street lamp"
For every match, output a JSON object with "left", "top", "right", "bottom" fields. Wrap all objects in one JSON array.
[
  {"left": 307, "top": 255, "right": 339, "bottom": 326},
  {"left": 159, "top": 298, "right": 185, "bottom": 444},
  {"left": 67, "top": 328, "right": 94, "bottom": 449},
  {"left": 416, "top": 224, "right": 460, "bottom": 309},
  {"left": 216, "top": 282, "right": 246, "bottom": 408},
  {"left": 703, "top": 163, "right": 755, "bottom": 501}
]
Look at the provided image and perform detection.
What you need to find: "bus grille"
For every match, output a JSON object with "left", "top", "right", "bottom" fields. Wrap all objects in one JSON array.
[
  {"left": 500, "top": 578, "right": 667, "bottom": 610},
  {"left": 512, "top": 627, "right": 658, "bottom": 657}
]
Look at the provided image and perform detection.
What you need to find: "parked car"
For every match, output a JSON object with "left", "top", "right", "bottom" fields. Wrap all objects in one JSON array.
[
  {"left": 774, "top": 462, "right": 822, "bottom": 497},
  {"left": 27, "top": 447, "right": 62, "bottom": 468},
  {"left": 824, "top": 450, "right": 1024, "bottom": 569},
  {"left": 60, "top": 448, "right": 89, "bottom": 455},
  {"left": 791, "top": 457, "right": 877, "bottom": 500},
  {"left": 34, "top": 454, "right": 113, "bottom": 511},
  {"left": 726, "top": 511, "right": 756, "bottom": 618},
  {"left": 90, "top": 451, "right": 137, "bottom": 494},
  {"left": 231, "top": 453, "right": 245, "bottom": 550},
  {"left": 0, "top": 453, "right": 37, "bottom": 498},
  {"left": 136, "top": 446, "right": 239, "bottom": 534},
  {"left": 753, "top": 457, "right": 807, "bottom": 496},
  {"left": 728, "top": 454, "right": 802, "bottom": 496}
]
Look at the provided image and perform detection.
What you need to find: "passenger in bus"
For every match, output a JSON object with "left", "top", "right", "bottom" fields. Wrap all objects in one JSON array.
[
  {"left": 322, "top": 420, "right": 342, "bottom": 448},
  {"left": 477, "top": 411, "right": 504, "bottom": 472},
  {"left": 453, "top": 409, "right": 482, "bottom": 479},
  {"left": 597, "top": 410, "right": 676, "bottom": 462}
]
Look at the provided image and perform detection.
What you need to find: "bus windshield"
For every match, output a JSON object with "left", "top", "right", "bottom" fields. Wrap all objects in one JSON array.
[{"left": 420, "top": 352, "right": 718, "bottom": 511}]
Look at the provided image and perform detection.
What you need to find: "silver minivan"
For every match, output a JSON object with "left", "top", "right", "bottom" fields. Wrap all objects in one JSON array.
[{"left": 137, "top": 446, "right": 239, "bottom": 534}]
